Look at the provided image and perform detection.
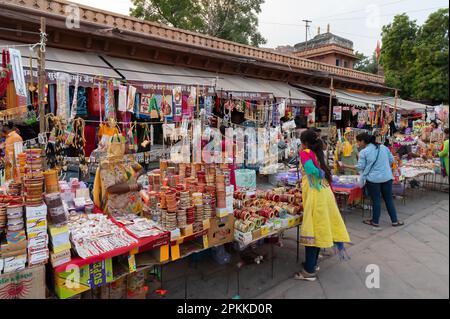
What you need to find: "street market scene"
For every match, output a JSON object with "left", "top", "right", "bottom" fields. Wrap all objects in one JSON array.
[{"left": 0, "top": 0, "right": 448, "bottom": 301}]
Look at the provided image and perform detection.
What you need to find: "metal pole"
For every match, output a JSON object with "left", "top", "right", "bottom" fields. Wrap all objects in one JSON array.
[
  {"left": 38, "top": 17, "right": 46, "bottom": 134},
  {"left": 328, "top": 77, "right": 334, "bottom": 126},
  {"left": 302, "top": 20, "right": 312, "bottom": 50},
  {"left": 327, "top": 77, "right": 334, "bottom": 162},
  {"left": 394, "top": 89, "right": 398, "bottom": 125}
]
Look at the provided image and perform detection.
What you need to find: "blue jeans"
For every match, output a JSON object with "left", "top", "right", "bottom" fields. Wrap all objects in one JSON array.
[
  {"left": 366, "top": 180, "right": 399, "bottom": 224},
  {"left": 304, "top": 246, "right": 321, "bottom": 274}
]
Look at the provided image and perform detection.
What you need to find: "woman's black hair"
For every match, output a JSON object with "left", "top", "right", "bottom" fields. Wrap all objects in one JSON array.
[
  {"left": 356, "top": 132, "right": 379, "bottom": 148},
  {"left": 444, "top": 128, "right": 449, "bottom": 135},
  {"left": 300, "top": 129, "right": 332, "bottom": 184}
]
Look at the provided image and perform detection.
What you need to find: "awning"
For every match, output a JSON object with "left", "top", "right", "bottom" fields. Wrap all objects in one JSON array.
[
  {"left": 296, "top": 84, "right": 430, "bottom": 111},
  {"left": 104, "top": 55, "right": 315, "bottom": 104},
  {"left": 383, "top": 97, "right": 429, "bottom": 112},
  {"left": 0, "top": 40, "right": 119, "bottom": 79},
  {"left": 297, "top": 84, "right": 389, "bottom": 108},
  {"left": 103, "top": 55, "right": 217, "bottom": 87}
]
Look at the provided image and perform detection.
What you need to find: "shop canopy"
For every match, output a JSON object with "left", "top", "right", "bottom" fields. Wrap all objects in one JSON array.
[
  {"left": 103, "top": 55, "right": 217, "bottom": 88},
  {"left": 103, "top": 55, "right": 315, "bottom": 104},
  {"left": 0, "top": 40, "right": 119, "bottom": 80},
  {"left": 383, "top": 97, "right": 429, "bottom": 113},
  {"left": 296, "top": 84, "right": 429, "bottom": 112}
]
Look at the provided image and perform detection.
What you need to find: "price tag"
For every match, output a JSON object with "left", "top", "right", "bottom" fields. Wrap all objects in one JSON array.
[
  {"left": 203, "top": 235, "right": 209, "bottom": 249},
  {"left": 128, "top": 254, "right": 136, "bottom": 273}
]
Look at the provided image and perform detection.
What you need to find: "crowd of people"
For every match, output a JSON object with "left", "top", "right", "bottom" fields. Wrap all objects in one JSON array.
[{"left": 295, "top": 120, "right": 449, "bottom": 281}]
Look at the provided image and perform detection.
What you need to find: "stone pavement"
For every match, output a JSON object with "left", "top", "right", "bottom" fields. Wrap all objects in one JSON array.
[
  {"left": 256, "top": 195, "right": 449, "bottom": 299},
  {"left": 151, "top": 191, "right": 448, "bottom": 299}
]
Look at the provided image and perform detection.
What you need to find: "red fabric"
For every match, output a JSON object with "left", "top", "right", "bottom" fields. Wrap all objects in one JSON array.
[
  {"left": 332, "top": 186, "right": 363, "bottom": 204},
  {"left": 84, "top": 124, "right": 97, "bottom": 157},
  {"left": 87, "top": 87, "right": 105, "bottom": 118}
]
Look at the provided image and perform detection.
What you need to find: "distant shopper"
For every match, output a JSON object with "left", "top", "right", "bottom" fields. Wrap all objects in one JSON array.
[
  {"left": 438, "top": 128, "right": 449, "bottom": 177},
  {"left": 351, "top": 133, "right": 404, "bottom": 227},
  {"left": 295, "top": 129, "right": 350, "bottom": 281},
  {"left": 336, "top": 128, "right": 358, "bottom": 175}
]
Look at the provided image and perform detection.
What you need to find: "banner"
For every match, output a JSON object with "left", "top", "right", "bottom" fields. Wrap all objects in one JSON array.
[
  {"left": 9, "top": 48, "right": 27, "bottom": 97},
  {"left": 333, "top": 106, "right": 342, "bottom": 121}
]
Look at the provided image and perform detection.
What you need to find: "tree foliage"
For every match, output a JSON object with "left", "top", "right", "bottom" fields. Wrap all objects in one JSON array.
[
  {"left": 354, "top": 51, "right": 378, "bottom": 74},
  {"left": 130, "top": 0, "right": 267, "bottom": 47},
  {"left": 380, "top": 9, "right": 449, "bottom": 103}
]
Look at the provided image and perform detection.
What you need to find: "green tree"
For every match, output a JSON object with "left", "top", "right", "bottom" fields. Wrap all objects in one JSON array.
[
  {"left": 412, "top": 8, "right": 449, "bottom": 103},
  {"left": 130, "top": 0, "right": 267, "bottom": 47},
  {"left": 380, "top": 13, "right": 418, "bottom": 99},
  {"left": 354, "top": 51, "right": 378, "bottom": 74}
]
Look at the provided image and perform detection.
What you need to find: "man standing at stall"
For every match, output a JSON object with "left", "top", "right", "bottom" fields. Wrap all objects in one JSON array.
[{"left": 1, "top": 122, "right": 23, "bottom": 181}]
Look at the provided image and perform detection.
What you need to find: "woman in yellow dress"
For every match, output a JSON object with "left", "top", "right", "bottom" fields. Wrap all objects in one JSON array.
[{"left": 295, "top": 129, "right": 351, "bottom": 281}]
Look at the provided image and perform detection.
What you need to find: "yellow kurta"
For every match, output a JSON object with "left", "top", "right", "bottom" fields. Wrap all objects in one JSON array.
[{"left": 300, "top": 163, "right": 351, "bottom": 248}]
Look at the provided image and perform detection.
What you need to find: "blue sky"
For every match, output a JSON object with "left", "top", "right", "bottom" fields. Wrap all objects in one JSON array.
[{"left": 71, "top": 0, "right": 448, "bottom": 55}]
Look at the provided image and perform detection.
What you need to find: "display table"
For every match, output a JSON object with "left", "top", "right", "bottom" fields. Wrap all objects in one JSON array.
[{"left": 332, "top": 185, "right": 363, "bottom": 205}]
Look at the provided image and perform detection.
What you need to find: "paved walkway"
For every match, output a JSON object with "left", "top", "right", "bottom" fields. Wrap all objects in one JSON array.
[{"left": 256, "top": 197, "right": 449, "bottom": 299}]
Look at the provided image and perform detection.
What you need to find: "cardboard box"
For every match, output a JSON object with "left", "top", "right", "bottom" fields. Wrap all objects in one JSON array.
[
  {"left": 234, "top": 230, "right": 253, "bottom": 246},
  {"left": 180, "top": 224, "right": 193, "bottom": 237},
  {"left": 216, "top": 208, "right": 231, "bottom": 218},
  {"left": 28, "top": 248, "right": 49, "bottom": 265},
  {"left": 208, "top": 215, "right": 234, "bottom": 247},
  {"left": 51, "top": 242, "right": 72, "bottom": 255},
  {"left": 0, "top": 265, "right": 46, "bottom": 298},
  {"left": 28, "top": 235, "right": 48, "bottom": 251},
  {"left": 50, "top": 249, "right": 71, "bottom": 268},
  {"left": 1, "top": 248, "right": 27, "bottom": 258},
  {"left": 252, "top": 228, "right": 262, "bottom": 241},
  {"left": 26, "top": 217, "right": 47, "bottom": 231},
  {"left": 3, "top": 254, "right": 27, "bottom": 273},
  {"left": 272, "top": 218, "right": 282, "bottom": 230},
  {"left": 170, "top": 228, "right": 181, "bottom": 241},
  {"left": 1, "top": 240, "right": 28, "bottom": 255},
  {"left": 55, "top": 258, "right": 114, "bottom": 299},
  {"left": 6, "top": 231, "right": 27, "bottom": 244},
  {"left": 25, "top": 204, "right": 47, "bottom": 219},
  {"left": 26, "top": 229, "right": 47, "bottom": 239}
]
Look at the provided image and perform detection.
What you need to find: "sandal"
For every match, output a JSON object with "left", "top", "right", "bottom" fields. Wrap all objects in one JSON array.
[
  {"left": 363, "top": 219, "right": 379, "bottom": 227},
  {"left": 392, "top": 221, "right": 404, "bottom": 227},
  {"left": 294, "top": 270, "right": 317, "bottom": 282}
]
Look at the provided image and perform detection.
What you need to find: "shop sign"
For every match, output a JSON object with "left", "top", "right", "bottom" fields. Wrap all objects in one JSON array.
[{"left": 333, "top": 106, "right": 342, "bottom": 120}]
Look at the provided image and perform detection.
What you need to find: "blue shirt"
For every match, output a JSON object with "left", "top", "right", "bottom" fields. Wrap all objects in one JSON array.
[{"left": 356, "top": 144, "right": 394, "bottom": 183}]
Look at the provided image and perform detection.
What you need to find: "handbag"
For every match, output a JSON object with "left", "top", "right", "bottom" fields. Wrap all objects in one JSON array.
[
  {"left": 358, "top": 146, "right": 381, "bottom": 189},
  {"left": 108, "top": 134, "right": 125, "bottom": 157}
]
